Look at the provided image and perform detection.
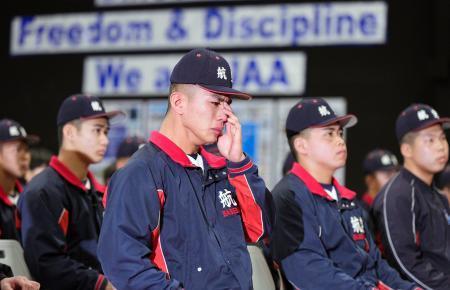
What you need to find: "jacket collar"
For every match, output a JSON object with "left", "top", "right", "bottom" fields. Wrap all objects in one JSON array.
[
  {"left": 400, "top": 167, "right": 435, "bottom": 193},
  {"left": 149, "top": 131, "right": 226, "bottom": 169},
  {"left": 49, "top": 156, "right": 105, "bottom": 193},
  {"left": 0, "top": 180, "right": 23, "bottom": 207},
  {"left": 290, "top": 162, "right": 356, "bottom": 201}
]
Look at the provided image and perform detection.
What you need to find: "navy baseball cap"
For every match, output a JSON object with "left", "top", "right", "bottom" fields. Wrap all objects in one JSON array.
[
  {"left": 396, "top": 104, "right": 450, "bottom": 142},
  {"left": 116, "top": 136, "right": 145, "bottom": 158},
  {"left": 285, "top": 98, "right": 358, "bottom": 138},
  {"left": 57, "top": 94, "right": 124, "bottom": 126},
  {"left": 0, "top": 119, "right": 39, "bottom": 144},
  {"left": 363, "top": 149, "right": 399, "bottom": 174},
  {"left": 170, "top": 48, "right": 252, "bottom": 100}
]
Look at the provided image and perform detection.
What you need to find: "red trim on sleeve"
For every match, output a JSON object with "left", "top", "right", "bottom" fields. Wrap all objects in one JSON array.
[
  {"left": 15, "top": 209, "right": 21, "bottom": 230},
  {"left": 58, "top": 208, "right": 69, "bottom": 237},
  {"left": 94, "top": 274, "right": 105, "bottom": 290},
  {"left": 228, "top": 160, "right": 253, "bottom": 174},
  {"left": 377, "top": 280, "right": 393, "bottom": 290},
  {"left": 102, "top": 186, "right": 108, "bottom": 208},
  {"left": 149, "top": 189, "right": 170, "bottom": 278},
  {"left": 228, "top": 175, "right": 264, "bottom": 243}
]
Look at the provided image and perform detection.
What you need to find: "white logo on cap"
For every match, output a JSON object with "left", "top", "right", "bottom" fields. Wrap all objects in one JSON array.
[
  {"left": 91, "top": 101, "right": 103, "bottom": 112},
  {"left": 9, "top": 126, "right": 20, "bottom": 136},
  {"left": 417, "top": 110, "right": 429, "bottom": 121},
  {"left": 217, "top": 67, "right": 227, "bottom": 80},
  {"left": 431, "top": 109, "right": 439, "bottom": 119},
  {"left": 318, "top": 105, "right": 331, "bottom": 117},
  {"left": 19, "top": 127, "right": 27, "bottom": 137},
  {"left": 381, "top": 154, "right": 392, "bottom": 165},
  {"left": 392, "top": 155, "right": 398, "bottom": 165}
]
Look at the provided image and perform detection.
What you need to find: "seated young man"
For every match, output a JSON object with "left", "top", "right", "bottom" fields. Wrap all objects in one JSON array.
[
  {"left": 372, "top": 104, "right": 450, "bottom": 289},
  {"left": 19, "top": 95, "right": 123, "bottom": 290},
  {"left": 270, "top": 98, "right": 420, "bottom": 290}
]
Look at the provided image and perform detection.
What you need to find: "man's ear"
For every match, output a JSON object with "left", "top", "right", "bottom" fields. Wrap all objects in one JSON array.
[
  {"left": 169, "top": 91, "right": 187, "bottom": 115},
  {"left": 294, "top": 136, "right": 308, "bottom": 156},
  {"left": 62, "top": 123, "right": 77, "bottom": 144},
  {"left": 400, "top": 142, "right": 412, "bottom": 159}
]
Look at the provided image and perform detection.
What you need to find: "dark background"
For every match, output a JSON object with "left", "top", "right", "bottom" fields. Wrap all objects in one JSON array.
[{"left": 1, "top": 0, "right": 449, "bottom": 193}]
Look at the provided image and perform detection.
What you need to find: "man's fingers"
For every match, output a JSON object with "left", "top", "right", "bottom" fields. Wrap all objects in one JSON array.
[
  {"left": 28, "top": 281, "right": 41, "bottom": 290},
  {"left": 1, "top": 280, "right": 13, "bottom": 290}
]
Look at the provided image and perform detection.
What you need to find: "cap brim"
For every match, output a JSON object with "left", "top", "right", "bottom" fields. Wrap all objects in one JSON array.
[
  {"left": 199, "top": 85, "right": 252, "bottom": 100},
  {"left": 313, "top": 114, "right": 358, "bottom": 129},
  {"left": 80, "top": 110, "right": 126, "bottom": 123},
  {"left": 413, "top": 118, "right": 450, "bottom": 132},
  {"left": 7, "top": 134, "right": 40, "bottom": 145}
]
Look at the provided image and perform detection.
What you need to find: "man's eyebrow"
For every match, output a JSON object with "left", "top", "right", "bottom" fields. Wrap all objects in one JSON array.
[
  {"left": 420, "top": 131, "right": 443, "bottom": 137},
  {"left": 210, "top": 94, "right": 232, "bottom": 104},
  {"left": 92, "top": 123, "right": 109, "bottom": 129}
]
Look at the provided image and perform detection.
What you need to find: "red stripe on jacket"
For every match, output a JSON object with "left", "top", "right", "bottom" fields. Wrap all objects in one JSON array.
[
  {"left": 229, "top": 174, "right": 264, "bottom": 243},
  {"left": 58, "top": 208, "right": 69, "bottom": 237},
  {"left": 94, "top": 274, "right": 105, "bottom": 290},
  {"left": 149, "top": 189, "right": 170, "bottom": 278}
]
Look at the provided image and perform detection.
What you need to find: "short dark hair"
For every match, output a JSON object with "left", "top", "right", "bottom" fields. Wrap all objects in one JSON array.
[
  {"left": 57, "top": 119, "right": 82, "bottom": 149},
  {"left": 287, "top": 135, "right": 298, "bottom": 163},
  {"left": 399, "top": 130, "right": 418, "bottom": 146},
  {"left": 165, "top": 83, "right": 179, "bottom": 115},
  {"left": 287, "top": 129, "right": 312, "bottom": 163}
]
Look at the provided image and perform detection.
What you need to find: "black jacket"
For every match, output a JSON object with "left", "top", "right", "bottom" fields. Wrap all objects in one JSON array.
[
  {"left": 372, "top": 168, "right": 450, "bottom": 290},
  {"left": 0, "top": 181, "right": 22, "bottom": 240},
  {"left": 18, "top": 156, "right": 108, "bottom": 290}
]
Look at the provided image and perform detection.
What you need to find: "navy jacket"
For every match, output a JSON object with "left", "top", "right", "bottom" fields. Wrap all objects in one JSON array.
[
  {"left": 18, "top": 156, "right": 108, "bottom": 290},
  {"left": 98, "top": 131, "right": 273, "bottom": 290},
  {"left": 372, "top": 168, "right": 450, "bottom": 290},
  {"left": 271, "top": 162, "right": 418, "bottom": 290},
  {"left": 0, "top": 181, "right": 22, "bottom": 240}
]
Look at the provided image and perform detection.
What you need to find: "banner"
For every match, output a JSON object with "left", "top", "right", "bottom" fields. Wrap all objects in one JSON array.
[
  {"left": 96, "top": 0, "right": 240, "bottom": 7},
  {"left": 11, "top": 2, "right": 387, "bottom": 55},
  {"left": 83, "top": 52, "right": 307, "bottom": 96}
]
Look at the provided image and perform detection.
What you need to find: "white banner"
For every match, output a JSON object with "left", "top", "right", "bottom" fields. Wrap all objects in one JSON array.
[
  {"left": 83, "top": 52, "right": 307, "bottom": 96},
  {"left": 96, "top": 0, "right": 241, "bottom": 7},
  {"left": 11, "top": 2, "right": 387, "bottom": 55}
]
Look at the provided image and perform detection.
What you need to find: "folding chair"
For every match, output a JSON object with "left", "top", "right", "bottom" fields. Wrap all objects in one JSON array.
[{"left": 0, "top": 239, "right": 32, "bottom": 279}]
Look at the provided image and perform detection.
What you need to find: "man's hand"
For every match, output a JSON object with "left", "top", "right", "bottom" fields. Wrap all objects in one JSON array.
[
  {"left": 217, "top": 103, "right": 245, "bottom": 163},
  {"left": 0, "top": 276, "right": 40, "bottom": 290}
]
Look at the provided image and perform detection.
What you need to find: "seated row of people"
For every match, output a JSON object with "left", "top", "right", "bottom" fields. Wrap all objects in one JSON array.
[{"left": 0, "top": 48, "right": 448, "bottom": 290}]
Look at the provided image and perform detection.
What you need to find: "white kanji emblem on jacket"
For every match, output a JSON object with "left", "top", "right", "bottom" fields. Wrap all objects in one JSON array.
[
  {"left": 350, "top": 216, "right": 365, "bottom": 234},
  {"left": 218, "top": 189, "right": 237, "bottom": 208}
]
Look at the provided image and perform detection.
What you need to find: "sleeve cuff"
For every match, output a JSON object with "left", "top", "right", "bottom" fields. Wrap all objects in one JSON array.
[{"left": 227, "top": 155, "right": 253, "bottom": 175}]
